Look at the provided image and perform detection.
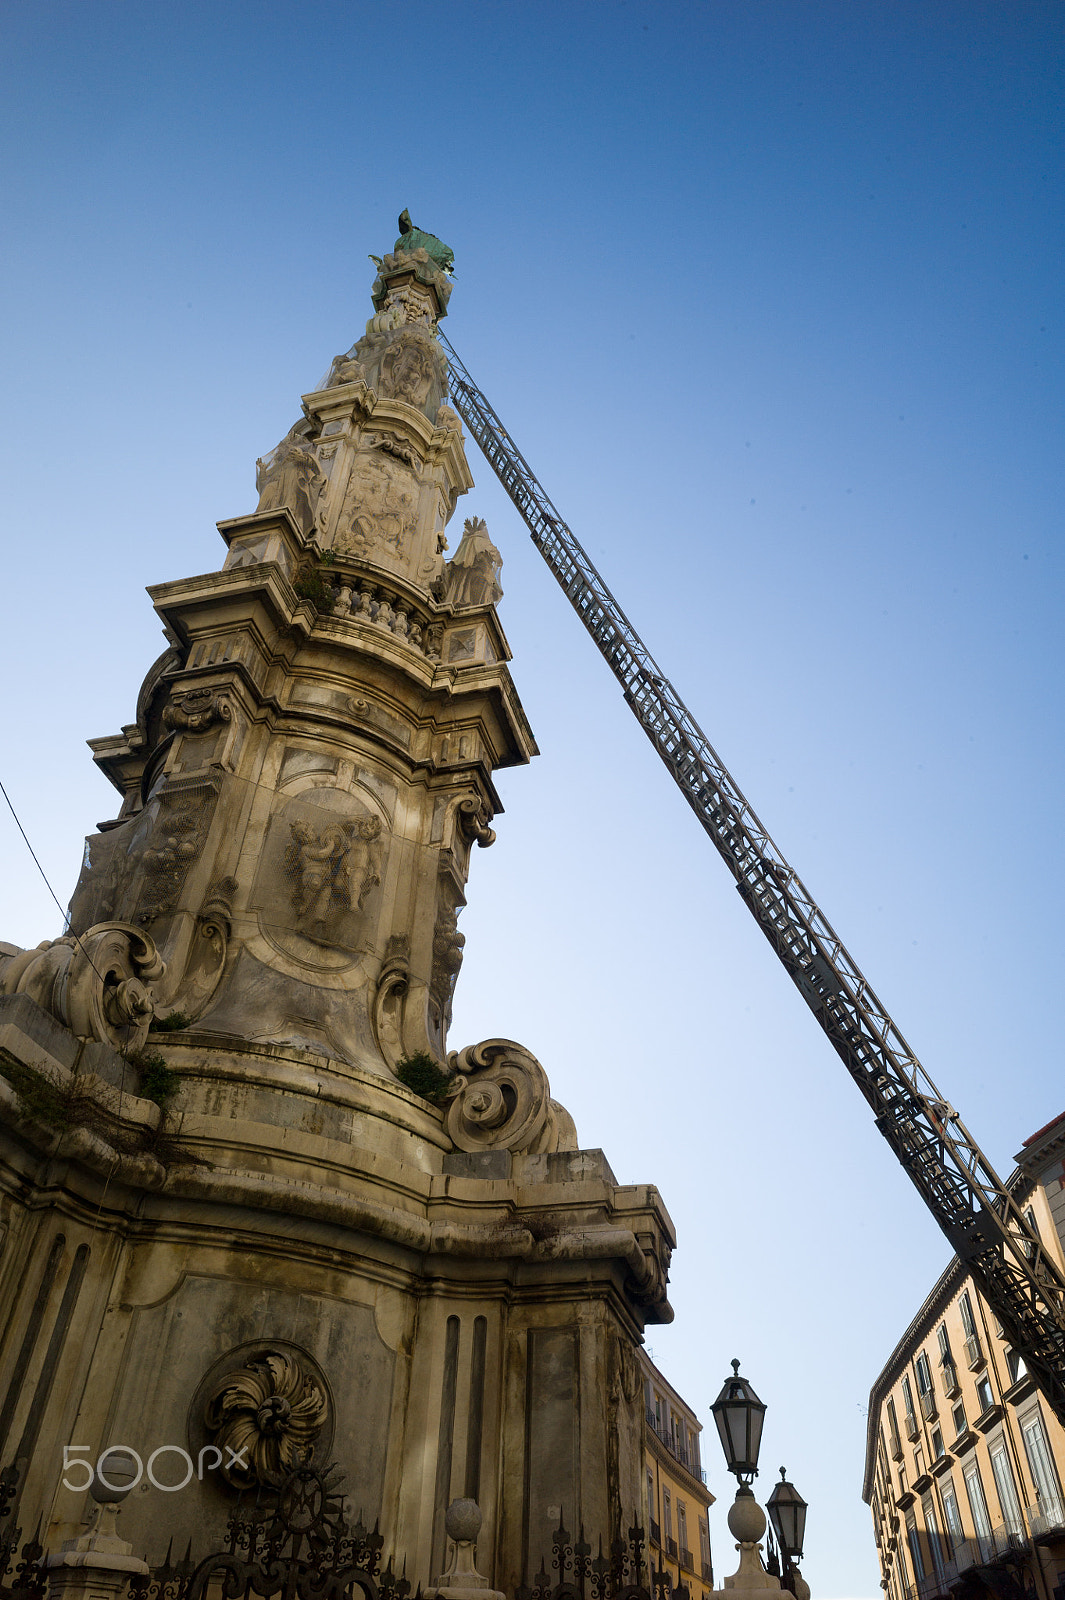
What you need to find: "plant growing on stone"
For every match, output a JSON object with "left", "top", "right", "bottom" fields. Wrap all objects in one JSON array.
[
  {"left": 126, "top": 1050, "right": 181, "bottom": 1108},
  {"left": 150, "top": 1010, "right": 192, "bottom": 1032},
  {"left": 395, "top": 1052, "right": 453, "bottom": 1104}
]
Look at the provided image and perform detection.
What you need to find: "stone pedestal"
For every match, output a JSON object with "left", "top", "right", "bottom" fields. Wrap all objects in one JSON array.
[{"left": 45, "top": 1508, "right": 148, "bottom": 1600}]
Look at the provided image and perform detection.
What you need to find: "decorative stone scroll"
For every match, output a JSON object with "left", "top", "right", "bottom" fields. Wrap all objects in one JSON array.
[
  {"left": 444, "top": 1039, "right": 576, "bottom": 1156},
  {"left": 0, "top": 922, "right": 164, "bottom": 1052},
  {"left": 202, "top": 1349, "right": 328, "bottom": 1491}
]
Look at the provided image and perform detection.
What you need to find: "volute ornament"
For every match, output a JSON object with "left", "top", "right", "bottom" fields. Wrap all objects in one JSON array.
[
  {"left": 445, "top": 1039, "right": 578, "bottom": 1156},
  {"left": 0, "top": 922, "right": 164, "bottom": 1052},
  {"left": 203, "top": 1349, "right": 328, "bottom": 1491}
]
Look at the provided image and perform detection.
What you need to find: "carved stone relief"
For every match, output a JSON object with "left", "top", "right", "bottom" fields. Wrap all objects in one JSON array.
[
  {"left": 444, "top": 517, "right": 503, "bottom": 608},
  {"left": 285, "top": 815, "right": 382, "bottom": 945},
  {"left": 162, "top": 687, "right": 232, "bottom": 734},
  {"left": 430, "top": 900, "right": 465, "bottom": 1018},
  {"left": 378, "top": 330, "right": 437, "bottom": 408},
  {"left": 0, "top": 923, "right": 164, "bottom": 1052},
  {"left": 253, "top": 787, "right": 387, "bottom": 965},
  {"left": 256, "top": 425, "right": 326, "bottom": 538},
  {"left": 202, "top": 1349, "right": 328, "bottom": 1491},
  {"left": 135, "top": 777, "right": 221, "bottom": 923},
  {"left": 335, "top": 452, "right": 418, "bottom": 559},
  {"left": 456, "top": 796, "right": 496, "bottom": 850},
  {"left": 444, "top": 1039, "right": 578, "bottom": 1156}
]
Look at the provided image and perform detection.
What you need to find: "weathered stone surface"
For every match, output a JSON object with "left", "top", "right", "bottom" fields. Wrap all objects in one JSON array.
[{"left": 0, "top": 230, "right": 678, "bottom": 1594}]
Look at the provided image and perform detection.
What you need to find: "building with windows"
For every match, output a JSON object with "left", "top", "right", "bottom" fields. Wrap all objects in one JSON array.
[
  {"left": 641, "top": 1350, "right": 715, "bottom": 1599},
  {"left": 863, "top": 1113, "right": 1065, "bottom": 1600}
]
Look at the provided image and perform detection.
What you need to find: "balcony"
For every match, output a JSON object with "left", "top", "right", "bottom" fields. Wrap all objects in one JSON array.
[
  {"left": 650, "top": 1520, "right": 661, "bottom": 1547},
  {"left": 666, "top": 1537, "right": 678, "bottom": 1559},
  {"left": 905, "top": 1412, "right": 921, "bottom": 1441},
  {"left": 701, "top": 1564, "right": 714, "bottom": 1584},
  {"left": 889, "top": 1431, "right": 904, "bottom": 1461},
  {"left": 645, "top": 1410, "right": 706, "bottom": 1483},
  {"left": 919, "top": 1389, "right": 937, "bottom": 1422},
  {"left": 964, "top": 1334, "right": 985, "bottom": 1370},
  {"left": 1027, "top": 1498, "right": 1065, "bottom": 1543},
  {"left": 941, "top": 1360, "right": 960, "bottom": 1397},
  {"left": 679, "top": 1548, "right": 694, "bottom": 1572}
]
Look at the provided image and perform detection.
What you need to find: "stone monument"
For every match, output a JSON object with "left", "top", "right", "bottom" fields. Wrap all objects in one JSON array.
[{"left": 0, "top": 217, "right": 676, "bottom": 1595}]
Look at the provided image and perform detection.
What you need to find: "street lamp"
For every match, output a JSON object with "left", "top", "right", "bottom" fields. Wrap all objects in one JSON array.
[
  {"left": 708, "top": 1365, "right": 810, "bottom": 1600},
  {"left": 710, "top": 1359, "right": 766, "bottom": 1484},
  {"left": 767, "top": 1469, "right": 808, "bottom": 1564}
]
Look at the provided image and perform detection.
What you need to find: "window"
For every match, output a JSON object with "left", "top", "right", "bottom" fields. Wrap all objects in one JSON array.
[
  {"left": 941, "top": 1482, "right": 964, "bottom": 1553},
  {"left": 989, "top": 1442, "right": 1024, "bottom": 1536},
  {"left": 1022, "top": 1205, "right": 1039, "bottom": 1259},
  {"left": 932, "top": 1428, "right": 945, "bottom": 1461},
  {"left": 663, "top": 1490, "right": 673, "bottom": 1540},
  {"left": 923, "top": 1500, "right": 946, "bottom": 1581},
  {"left": 1005, "top": 1348, "right": 1026, "bottom": 1385},
  {"left": 914, "top": 1446, "right": 925, "bottom": 1482},
  {"left": 906, "top": 1515, "right": 925, "bottom": 1580},
  {"left": 916, "top": 1351, "right": 934, "bottom": 1396},
  {"left": 902, "top": 1375, "right": 919, "bottom": 1437},
  {"left": 937, "top": 1324, "right": 952, "bottom": 1362},
  {"left": 960, "top": 1291, "right": 983, "bottom": 1366},
  {"left": 887, "top": 1398, "right": 903, "bottom": 1457},
  {"left": 952, "top": 1401, "right": 967, "bottom": 1437},
  {"left": 964, "top": 1462, "right": 993, "bottom": 1556},
  {"left": 1023, "top": 1414, "right": 1064, "bottom": 1522},
  {"left": 647, "top": 1469, "right": 655, "bottom": 1530},
  {"left": 678, "top": 1504, "right": 688, "bottom": 1552},
  {"left": 976, "top": 1377, "right": 994, "bottom": 1415}
]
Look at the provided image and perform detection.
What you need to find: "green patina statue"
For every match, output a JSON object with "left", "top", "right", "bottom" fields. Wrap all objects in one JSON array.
[{"left": 395, "top": 209, "right": 455, "bottom": 275}]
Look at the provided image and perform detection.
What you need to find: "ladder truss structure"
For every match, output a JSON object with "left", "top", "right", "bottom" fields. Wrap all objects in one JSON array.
[{"left": 438, "top": 330, "right": 1065, "bottom": 1425}]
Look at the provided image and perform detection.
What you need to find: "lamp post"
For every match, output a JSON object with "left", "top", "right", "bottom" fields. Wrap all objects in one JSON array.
[
  {"left": 767, "top": 1468, "right": 808, "bottom": 1598},
  {"left": 707, "top": 1363, "right": 809, "bottom": 1600}
]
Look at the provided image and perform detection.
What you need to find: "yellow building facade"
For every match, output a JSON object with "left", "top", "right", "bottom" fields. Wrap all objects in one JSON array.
[
  {"left": 864, "top": 1111, "right": 1065, "bottom": 1600},
  {"left": 641, "top": 1351, "right": 716, "bottom": 1598}
]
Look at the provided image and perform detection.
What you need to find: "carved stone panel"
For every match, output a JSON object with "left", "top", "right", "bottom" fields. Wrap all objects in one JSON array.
[
  {"left": 335, "top": 450, "right": 419, "bottom": 560},
  {"left": 251, "top": 787, "right": 386, "bottom": 965}
]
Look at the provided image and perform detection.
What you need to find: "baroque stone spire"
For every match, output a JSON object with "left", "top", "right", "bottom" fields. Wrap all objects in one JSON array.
[{"left": 60, "top": 224, "right": 531, "bottom": 1072}]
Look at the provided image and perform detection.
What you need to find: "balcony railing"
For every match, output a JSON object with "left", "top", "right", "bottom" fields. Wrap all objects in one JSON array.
[
  {"left": 650, "top": 1520, "right": 661, "bottom": 1547},
  {"left": 889, "top": 1431, "right": 904, "bottom": 1461},
  {"left": 645, "top": 1410, "right": 705, "bottom": 1482},
  {"left": 964, "top": 1333, "right": 985, "bottom": 1370},
  {"left": 1027, "top": 1498, "right": 1065, "bottom": 1541},
  {"left": 666, "top": 1537, "right": 678, "bottom": 1559},
  {"left": 920, "top": 1389, "right": 937, "bottom": 1421},
  {"left": 905, "top": 1411, "right": 921, "bottom": 1441},
  {"left": 701, "top": 1563, "right": 714, "bottom": 1584},
  {"left": 679, "top": 1549, "right": 694, "bottom": 1572},
  {"left": 941, "top": 1360, "right": 960, "bottom": 1397}
]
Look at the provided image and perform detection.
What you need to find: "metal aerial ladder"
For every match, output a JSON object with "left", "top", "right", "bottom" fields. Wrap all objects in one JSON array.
[{"left": 437, "top": 329, "right": 1065, "bottom": 1426}]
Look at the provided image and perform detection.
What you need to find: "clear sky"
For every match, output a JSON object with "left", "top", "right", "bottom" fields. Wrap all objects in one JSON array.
[{"left": 1, "top": 5, "right": 1062, "bottom": 1596}]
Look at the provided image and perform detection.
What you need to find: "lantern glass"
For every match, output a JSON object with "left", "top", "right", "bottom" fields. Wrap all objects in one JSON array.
[
  {"left": 710, "top": 1360, "right": 766, "bottom": 1481},
  {"left": 767, "top": 1469, "right": 808, "bottom": 1560}
]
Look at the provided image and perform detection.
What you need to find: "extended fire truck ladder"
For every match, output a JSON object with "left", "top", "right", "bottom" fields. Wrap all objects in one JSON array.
[{"left": 438, "top": 330, "right": 1065, "bottom": 1426}]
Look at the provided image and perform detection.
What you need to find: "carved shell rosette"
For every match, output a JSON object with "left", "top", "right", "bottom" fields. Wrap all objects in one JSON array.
[
  {"left": 203, "top": 1350, "right": 327, "bottom": 1491},
  {"left": 445, "top": 1038, "right": 576, "bottom": 1155}
]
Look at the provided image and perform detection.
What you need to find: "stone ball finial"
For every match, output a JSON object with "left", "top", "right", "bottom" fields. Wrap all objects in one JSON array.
[
  {"left": 445, "top": 1498, "right": 483, "bottom": 1544},
  {"left": 89, "top": 1447, "right": 140, "bottom": 1504},
  {"left": 727, "top": 1486, "right": 767, "bottom": 1545}
]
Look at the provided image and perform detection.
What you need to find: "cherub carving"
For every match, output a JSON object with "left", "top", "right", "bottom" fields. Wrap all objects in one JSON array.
[{"left": 285, "top": 815, "right": 381, "bottom": 942}]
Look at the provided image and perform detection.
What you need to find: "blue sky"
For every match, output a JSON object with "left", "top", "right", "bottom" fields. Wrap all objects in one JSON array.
[{"left": 1, "top": 5, "right": 1062, "bottom": 1596}]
